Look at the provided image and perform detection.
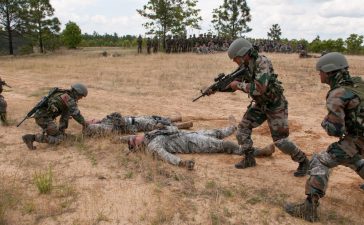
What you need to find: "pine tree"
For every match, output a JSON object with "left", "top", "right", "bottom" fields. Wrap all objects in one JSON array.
[
  {"left": 267, "top": 24, "right": 281, "bottom": 41},
  {"left": 211, "top": 0, "right": 251, "bottom": 38},
  {"left": 0, "top": 0, "right": 27, "bottom": 54},
  {"left": 26, "top": 0, "right": 60, "bottom": 53},
  {"left": 137, "top": 0, "right": 201, "bottom": 49}
]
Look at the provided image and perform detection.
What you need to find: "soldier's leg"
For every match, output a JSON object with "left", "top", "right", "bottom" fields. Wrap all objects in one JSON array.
[
  {"left": 175, "top": 121, "right": 193, "bottom": 129},
  {"left": 235, "top": 104, "right": 267, "bottom": 169},
  {"left": 84, "top": 124, "right": 113, "bottom": 137},
  {"left": 267, "top": 104, "right": 309, "bottom": 176},
  {"left": 285, "top": 142, "right": 363, "bottom": 222},
  {"left": 0, "top": 96, "right": 7, "bottom": 125},
  {"left": 35, "top": 118, "right": 64, "bottom": 145},
  {"left": 197, "top": 126, "right": 237, "bottom": 139}
]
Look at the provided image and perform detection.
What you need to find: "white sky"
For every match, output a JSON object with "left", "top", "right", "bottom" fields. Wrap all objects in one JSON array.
[{"left": 50, "top": 0, "right": 364, "bottom": 41}]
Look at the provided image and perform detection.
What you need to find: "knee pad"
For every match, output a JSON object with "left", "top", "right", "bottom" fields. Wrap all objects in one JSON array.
[{"left": 274, "top": 138, "right": 298, "bottom": 155}]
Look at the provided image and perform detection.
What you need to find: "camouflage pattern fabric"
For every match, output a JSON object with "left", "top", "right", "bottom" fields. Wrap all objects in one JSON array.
[
  {"left": 84, "top": 113, "right": 173, "bottom": 136},
  {"left": 306, "top": 71, "right": 364, "bottom": 197},
  {"left": 0, "top": 95, "right": 7, "bottom": 113},
  {"left": 32, "top": 90, "right": 85, "bottom": 145},
  {"left": 143, "top": 126, "right": 238, "bottom": 166},
  {"left": 235, "top": 54, "right": 306, "bottom": 162}
]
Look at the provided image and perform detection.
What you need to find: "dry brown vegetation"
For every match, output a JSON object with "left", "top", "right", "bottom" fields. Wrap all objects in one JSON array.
[{"left": 0, "top": 48, "right": 363, "bottom": 225}]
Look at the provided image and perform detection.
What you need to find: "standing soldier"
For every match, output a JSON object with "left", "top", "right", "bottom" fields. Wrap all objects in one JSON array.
[
  {"left": 0, "top": 77, "right": 9, "bottom": 125},
  {"left": 285, "top": 52, "right": 364, "bottom": 222},
  {"left": 22, "top": 83, "right": 89, "bottom": 150},
  {"left": 137, "top": 35, "right": 143, "bottom": 54},
  {"left": 208, "top": 38, "right": 309, "bottom": 176},
  {"left": 146, "top": 37, "right": 152, "bottom": 54},
  {"left": 153, "top": 36, "right": 159, "bottom": 53}
]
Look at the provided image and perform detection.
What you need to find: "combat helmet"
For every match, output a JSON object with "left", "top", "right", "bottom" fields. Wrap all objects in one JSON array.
[
  {"left": 71, "top": 83, "right": 88, "bottom": 97},
  {"left": 316, "top": 52, "right": 348, "bottom": 73},
  {"left": 228, "top": 38, "right": 253, "bottom": 59}
]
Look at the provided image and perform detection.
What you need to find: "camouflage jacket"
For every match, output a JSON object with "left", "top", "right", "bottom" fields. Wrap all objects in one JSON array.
[
  {"left": 99, "top": 113, "right": 172, "bottom": 134},
  {"left": 321, "top": 71, "right": 364, "bottom": 137},
  {"left": 236, "top": 55, "right": 284, "bottom": 109},
  {"left": 34, "top": 90, "right": 85, "bottom": 125}
]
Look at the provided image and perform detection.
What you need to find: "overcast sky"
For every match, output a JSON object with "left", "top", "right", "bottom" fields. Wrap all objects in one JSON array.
[{"left": 50, "top": 0, "right": 364, "bottom": 41}]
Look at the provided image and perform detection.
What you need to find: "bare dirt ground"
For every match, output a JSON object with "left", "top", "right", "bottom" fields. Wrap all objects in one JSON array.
[{"left": 0, "top": 48, "right": 363, "bottom": 225}]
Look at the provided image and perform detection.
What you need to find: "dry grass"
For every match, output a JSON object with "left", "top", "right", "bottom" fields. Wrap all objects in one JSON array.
[{"left": 0, "top": 48, "right": 363, "bottom": 224}]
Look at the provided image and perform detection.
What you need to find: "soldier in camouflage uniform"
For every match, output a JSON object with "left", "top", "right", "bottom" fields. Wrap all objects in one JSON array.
[
  {"left": 84, "top": 112, "right": 193, "bottom": 136},
  {"left": 22, "top": 83, "right": 88, "bottom": 150},
  {"left": 0, "top": 77, "right": 8, "bottom": 125},
  {"left": 285, "top": 52, "right": 364, "bottom": 222},
  {"left": 146, "top": 37, "right": 152, "bottom": 54},
  {"left": 208, "top": 38, "right": 309, "bottom": 176},
  {"left": 118, "top": 125, "right": 275, "bottom": 170},
  {"left": 137, "top": 35, "right": 142, "bottom": 54}
]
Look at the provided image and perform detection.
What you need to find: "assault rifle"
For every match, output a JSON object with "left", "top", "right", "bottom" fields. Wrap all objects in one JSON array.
[
  {"left": 17, "top": 87, "right": 59, "bottom": 127},
  {"left": 0, "top": 80, "right": 11, "bottom": 88},
  {"left": 192, "top": 67, "right": 248, "bottom": 102}
]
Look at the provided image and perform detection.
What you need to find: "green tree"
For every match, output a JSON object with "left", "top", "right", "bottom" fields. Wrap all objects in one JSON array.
[
  {"left": 345, "top": 33, "right": 363, "bottom": 54},
  {"left": 26, "top": 0, "right": 60, "bottom": 53},
  {"left": 211, "top": 0, "right": 251, "bottom": 38},
  {"left": 61, "top": 21, "right": 81, "bottom": 49},
  {"left": 267, "top": 24, "right": 281, "bottom": 41},
  {"left": 137, "top": 0, "right": 201, "bottom": 49},
  {"left": 0, "top": 0, "right": 28, "bottom": 54}
]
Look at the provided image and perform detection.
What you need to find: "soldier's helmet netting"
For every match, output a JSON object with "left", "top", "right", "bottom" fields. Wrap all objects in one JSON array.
[
  {"left": 71, "top": 83, "right": 88, "bottom": 97},
  {"left": 228, "top": 38, "right": 253, "bottom": 59},
  {"left": 316, "top": 52, "right": 348, "bottom": 73}
]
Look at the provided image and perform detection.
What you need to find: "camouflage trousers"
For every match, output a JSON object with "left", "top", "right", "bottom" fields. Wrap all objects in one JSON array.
[
  {"left": 237, "top": 100, "right": 306, "bottom": 163},
  {"left": 306, "top": 135, "right": 364, "bottom": 198},
  {"left": 34, "top": 116, "right": 65, "bottom": 145},
  {"left": 0, "top": 95, "right": 7, "bottom": 124},
  {"left": 147, "top": 126, "right": 239, "bottom": 165}
]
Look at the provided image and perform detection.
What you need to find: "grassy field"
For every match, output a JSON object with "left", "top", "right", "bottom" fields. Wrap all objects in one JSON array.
[{"left": 0, "top": 48, "right": 363, "bottom": 225}]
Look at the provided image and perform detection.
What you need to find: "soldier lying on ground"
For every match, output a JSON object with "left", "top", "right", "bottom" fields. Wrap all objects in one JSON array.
[
  {"left": 22, "top": 83, "right": 88, "bottom": 150},
  {"left": 115, "top": 125, "right": 275, "bottom": 170},
  {"left": 84, "top": 112, "right": 193, "bottom": 136}
]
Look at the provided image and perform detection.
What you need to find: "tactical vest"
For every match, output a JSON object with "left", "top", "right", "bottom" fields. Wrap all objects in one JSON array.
[
  {"left": 45, "top": 89, "right": 71, "bottom": 118},
  {"left": 342, "top": 76, "right": 364, "bottom": 135}
]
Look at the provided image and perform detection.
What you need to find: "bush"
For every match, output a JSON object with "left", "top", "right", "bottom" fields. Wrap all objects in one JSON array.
[{"left": 33, "top": 167, "right": 53, "bottom": 194}]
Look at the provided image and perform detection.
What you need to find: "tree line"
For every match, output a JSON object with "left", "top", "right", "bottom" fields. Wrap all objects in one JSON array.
[{"left": 0, "top": 0, "right": 363, "bottom": 55}]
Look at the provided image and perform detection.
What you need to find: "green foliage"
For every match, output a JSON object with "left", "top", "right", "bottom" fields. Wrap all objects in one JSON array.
[
  {"left": 345, "top": 33, "right": 363, "bottom": 54},
  {"left": 62, "top": 21, "right": 82, "bottom": 49},
  {"left": 33, "top": 167, "right": 53, "bottom": 194},
  {"left": 26, "top": 0, "right": 61, "bottom": 53},
  {"left": 211, "top": 0, "right": 251, "bottom": 38},
  {"left": 137, "top": 0, "right": 201, "bottom": 48},
  {"left": 0, "top": 0, "right": 28, "bottom": 54},
  {"left": 267, "top": 24, "right": 281, "bottom": 41}
]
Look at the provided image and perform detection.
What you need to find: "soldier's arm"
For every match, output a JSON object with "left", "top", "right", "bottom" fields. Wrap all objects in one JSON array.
[
  {"left": 321, "top": 88, "right": 352, "bottom": 137},
  {"left": 148, "top": 142, "right": 181, "bottom": 166},
  {"left": 67, "top": 98, "right": 86, "bottom": 126}
]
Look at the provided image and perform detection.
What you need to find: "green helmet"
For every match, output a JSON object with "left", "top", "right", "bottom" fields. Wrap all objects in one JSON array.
[
  {"left": 316, "top": 52, "right": 348, "bottom": 73},
  {"left": 71, "top": 83, "right": 88, "bottom": 97},
  {"left": 227, "top": 38, "right": 252, "bottom": 59}
]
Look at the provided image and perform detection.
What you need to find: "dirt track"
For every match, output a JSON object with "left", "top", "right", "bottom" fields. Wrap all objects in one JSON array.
[{"left": 0, "top": 49, "right": 363, "bottom": 225}]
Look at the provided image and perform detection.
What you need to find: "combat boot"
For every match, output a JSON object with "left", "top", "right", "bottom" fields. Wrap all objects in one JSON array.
[
  {"left": 22, "top": 134, "right": 36, "bottom": 150},
  {"left": 254, "top": 144, "right": 275, "bottom": 157},
  {"left": 294, "top": 158, "right": 310, "bottom": 177},
  {"left": 175, "top": 121, "right": 193, "bottom": 129},
  {"left": 284, "top": 197, "right": 319, "bottom": 222},
  {"left": 179, "top": 160, "right": 195, "bottom": 170},
  {"left": 235, "top": 150, "right": 256, "bottom": 169}
]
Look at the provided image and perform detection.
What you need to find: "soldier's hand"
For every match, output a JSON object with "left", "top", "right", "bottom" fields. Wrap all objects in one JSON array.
[
  {"left": 205, "top": 88, "right": 216, "bottom": 96},
  {"left": 229, "top": 81, "right": 242, "bottom": 91}
]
